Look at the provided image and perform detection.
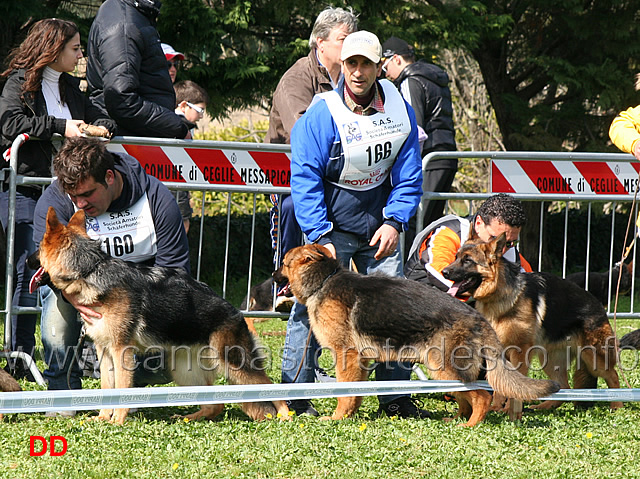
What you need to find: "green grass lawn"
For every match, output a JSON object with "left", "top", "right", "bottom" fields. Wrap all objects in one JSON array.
[{"left": 1, "top": 318, "right": 640, "bottom": 478}]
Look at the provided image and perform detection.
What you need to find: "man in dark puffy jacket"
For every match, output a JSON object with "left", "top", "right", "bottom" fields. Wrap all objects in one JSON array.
[
  {"left": 86, "top": 0, "right": 190, "bottom": 139},
  {"left": 381, "top": 36, "right": 457, "bottom": 250}
]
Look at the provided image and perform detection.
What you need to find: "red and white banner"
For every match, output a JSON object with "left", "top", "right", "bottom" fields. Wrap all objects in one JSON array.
[
  {"left": 492, "top": 159, "right": 640, "bottom": 195},
  {"left": 108, "top": 143, "right": 291, "bottom": 187}
]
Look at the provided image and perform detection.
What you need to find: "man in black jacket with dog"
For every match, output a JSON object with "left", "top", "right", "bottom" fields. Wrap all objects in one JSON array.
[
  {"left": 381, "top": 36, "right": 457, "bottom": 249},
  {"left": 86, "top": 0, "right": 190, "bottom": 139}
]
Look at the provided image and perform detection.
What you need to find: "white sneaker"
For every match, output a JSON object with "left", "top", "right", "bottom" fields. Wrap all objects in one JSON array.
[
  {"left": 315, "top": 368, "right": 336, "bottom": 383},
  {"left": 44, "top": 410, "right": 76, "bottom": 418}
]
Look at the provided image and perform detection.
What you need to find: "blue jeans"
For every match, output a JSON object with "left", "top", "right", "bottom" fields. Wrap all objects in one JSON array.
[
  {"left": 40, "top": 285, "right": 84, "bottom": 389},
  {"left": 0, "top": 190, "right": 38, "bottom": 357},
  {"left": 40, "top": 285, "right": 171, "bottom": 390},
  {"left": 281, "top": 230, "right": 413, "bottom": 404},
  {"left": 270, "top": 194, "right": 303, "bottom": 269}
]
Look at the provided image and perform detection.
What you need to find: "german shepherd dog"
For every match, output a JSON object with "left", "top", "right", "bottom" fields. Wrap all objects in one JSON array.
[
  {"left": 620, "top": 328, "right": 640, "bottom": 349},
  {"left": 442, "top": 234, "right": 622, "bottom": 410},
  {"left": 566, "top": 260, "right": 633, "bottom": 306},
  {"left": 273, "top": 244, "right": 560, "bottom": 427},
  {"left": 28, "top": 207, "right": 289, "bottom": 425}
]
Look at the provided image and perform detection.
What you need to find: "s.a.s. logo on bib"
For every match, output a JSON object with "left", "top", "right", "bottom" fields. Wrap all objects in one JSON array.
[{"left": 342, "top": 122, "right": 362, "bottom": 144}]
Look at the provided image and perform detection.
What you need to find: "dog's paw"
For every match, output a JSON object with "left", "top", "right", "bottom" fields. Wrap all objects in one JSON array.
[
  {"left": 90, "top": 409, "right": 114, "bottom": 422},
  {"left": 529, "top": 400, "right": 563, "bottom": 410},
  {"left": 110, "top": 409, "right": 129, "bottom": 425}
]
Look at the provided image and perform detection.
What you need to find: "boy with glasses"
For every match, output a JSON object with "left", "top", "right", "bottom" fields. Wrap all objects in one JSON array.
[
  {"left": 174, "top": 80, "right": 209, "bottom": 133},
  {"left": 172, "top": 80, "right": 209, "bottom": 233}
]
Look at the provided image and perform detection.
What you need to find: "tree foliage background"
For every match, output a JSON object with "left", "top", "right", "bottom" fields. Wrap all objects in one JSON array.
[
  {"left": 2, "top": 0, "right": 640, "bottom": 268},
  {"left": 3, "top": 0, "right": 639, "bottom": 153}
]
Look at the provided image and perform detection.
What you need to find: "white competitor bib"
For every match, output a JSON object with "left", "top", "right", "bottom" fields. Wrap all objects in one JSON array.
[
  {"left": 82, "top": 193, "right": 158, "bottom": 263},
  {"left": 320, "top": 79, "right": 411, "bottom": 191}
]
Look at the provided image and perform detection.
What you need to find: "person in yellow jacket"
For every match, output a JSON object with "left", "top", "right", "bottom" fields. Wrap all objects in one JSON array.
[
  {"left": 609, "top": 105, "right": 640, "bottom": 160},
  {"left": 404, "top": 193, "right": 532, "bottom": 294}
]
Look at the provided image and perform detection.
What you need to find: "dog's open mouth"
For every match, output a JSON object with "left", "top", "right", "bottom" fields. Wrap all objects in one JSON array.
[
  {"left": 29, "top": 267, "right": 48, "bottom": 294},
  {"left": 447, "top": 277, "right": 481, "bottom": 298},
  {"left": 277, "top": 283, "right": 292, "bottom": 297}
]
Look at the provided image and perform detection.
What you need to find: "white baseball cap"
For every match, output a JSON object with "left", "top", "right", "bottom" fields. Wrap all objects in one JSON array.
[
  {"left": 340, "top": 31, "right": 382, "bottom": 63},
  {"left": 161, "top": 43, "right": 184, "bottom": 61}
]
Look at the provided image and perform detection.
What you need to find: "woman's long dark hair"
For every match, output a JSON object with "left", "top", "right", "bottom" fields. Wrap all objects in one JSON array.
[{"left": 1, "top": 18, "right": 79, "bottom": 100}]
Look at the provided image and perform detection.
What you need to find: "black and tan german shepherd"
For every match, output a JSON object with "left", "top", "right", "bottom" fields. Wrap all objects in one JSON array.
[
  {"left": 28, "top": 207, "right": 289, "bottom": 425},
  {"left": 274, "top": 244, "right": 560, "bottom": 427},
  {"left": 442, "top": 233, "right": 622, "bottom": 410},
  {"left": 566, "top": 260, "right": 633, "bottom": 306}
]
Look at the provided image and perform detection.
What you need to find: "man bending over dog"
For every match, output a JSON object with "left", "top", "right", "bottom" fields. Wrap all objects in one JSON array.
[
  {"left": 32, "top": 137, "right": 189, "bottom": 416},
  {"left": 284, "top": 31, "right": 428, "bottom": 418},
  {"left": 404, "top": 193, "right": 532, "bottom": 292}
]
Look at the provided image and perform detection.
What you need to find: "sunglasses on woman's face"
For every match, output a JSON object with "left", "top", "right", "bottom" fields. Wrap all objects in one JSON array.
[{"left": 167, "top": 61, "right": 180, "bottom": 69}]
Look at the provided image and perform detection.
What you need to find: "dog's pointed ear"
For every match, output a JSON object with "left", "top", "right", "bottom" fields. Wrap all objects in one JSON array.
[
  {"left": 301, "top": 244, "right": 330, "bottom": 263},
  {"left": 492, "top": 233, "right": 508, "bottom": 257},
  {"left": 67, "top": 209, "right": 86, "bottom": 233},
  {"left": 45, "top": 207, "right": 62, "bottom": 233}
]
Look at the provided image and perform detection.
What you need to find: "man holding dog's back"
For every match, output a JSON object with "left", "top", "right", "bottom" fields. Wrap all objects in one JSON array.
[
  {"left": 32, "top": 137, "right": 189, "bottom": 413},
  {"left": 284, "top": 31, "right": 427, "bottom": 418}
]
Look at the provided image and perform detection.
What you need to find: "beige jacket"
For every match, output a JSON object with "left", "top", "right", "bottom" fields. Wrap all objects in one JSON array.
[{"left": 265, "top": 49, "right": 334, "bottom": 144}]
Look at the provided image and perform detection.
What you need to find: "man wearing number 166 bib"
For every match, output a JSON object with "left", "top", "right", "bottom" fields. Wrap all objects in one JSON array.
[
  {"left": 282, "top": 32, "right": 428, "bottom": 418},
  {"left": 32, "top": 137, "right": 189, "bottom": 394}
]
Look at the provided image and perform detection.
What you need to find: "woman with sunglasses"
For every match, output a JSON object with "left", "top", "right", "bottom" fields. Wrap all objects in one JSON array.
[{"left": 0, "top": 18, "right": 116, "bottom": 380}]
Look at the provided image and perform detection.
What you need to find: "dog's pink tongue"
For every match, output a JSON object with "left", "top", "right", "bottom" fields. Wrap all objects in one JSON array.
[
  {"left": 29, "top": 267, "right": 45, "bottom": 294},
  {"left": 278, "top": 283, "right": 292, "bottom": 297},
  {"left": 447, "top": 284, "right": 460, "bottom": 297}
]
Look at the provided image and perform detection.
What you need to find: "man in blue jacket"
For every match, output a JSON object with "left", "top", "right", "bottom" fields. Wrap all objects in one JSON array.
[
  {"left": 32, "top": 137, "right": 189, "bottom": 415},
  {"left": 283, "top": 31, "right": 428, "bottom": 418}
]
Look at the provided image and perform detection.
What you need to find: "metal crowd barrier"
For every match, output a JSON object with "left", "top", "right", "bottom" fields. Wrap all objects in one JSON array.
[
  {"left": 3, "top": 135, "right": 640, "bottom": 407},
  {"left": 417, "top": 150, "right": 640, "bottom": 319},
  {"left": 2, "top": 134, "right": 45, "bottom": 385}
]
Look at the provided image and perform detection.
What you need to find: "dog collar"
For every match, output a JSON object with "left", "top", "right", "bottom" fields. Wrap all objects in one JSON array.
[{"left": 317, "top": 268, "right": 339, "bottom": 294}]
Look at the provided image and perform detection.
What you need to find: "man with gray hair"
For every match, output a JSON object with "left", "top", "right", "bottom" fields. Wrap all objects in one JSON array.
[
  {"left": 265, "top": 7, "right": 358, "bottom": 316},
  {"left": 266, "top": 6, "right": 358, "bottom": 143}
]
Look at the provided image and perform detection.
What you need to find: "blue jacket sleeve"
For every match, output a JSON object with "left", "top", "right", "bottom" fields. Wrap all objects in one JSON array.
[
  {"left": 146, "top": 177, "right": 191, "bottom": 273},
  {"left": 383, "top": 102, "right": 423, "bottom": 227},
  {"left": 32, "top": 183, "right": 78, "bottom": 244},
  {"left": 290, "top": 101, "right": 335, "bottom": 243}
]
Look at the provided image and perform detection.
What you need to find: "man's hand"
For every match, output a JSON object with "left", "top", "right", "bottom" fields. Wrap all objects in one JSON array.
[
  {"left": 324, "top": 243, "right": 337, "bottom": 259},
  {"left": 62, "top": 290, "right": 103, "bottom": 323},
  {"left": 370, "top": 224, "right": 399, "bottom": 260}
]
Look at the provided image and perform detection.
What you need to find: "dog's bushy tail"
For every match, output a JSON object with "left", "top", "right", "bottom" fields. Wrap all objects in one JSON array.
[
  {"left": 483, "top": 327, "right": 561, "bottom": 400},
  {"left": 0, "top": 368, "right": 21, "bottom": 392},
  {"left": 217, "top": 314, "right": 288, "bottom": 420},
  {"left": 620, "top": 329, "right": 640, "bottom": 349}
]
